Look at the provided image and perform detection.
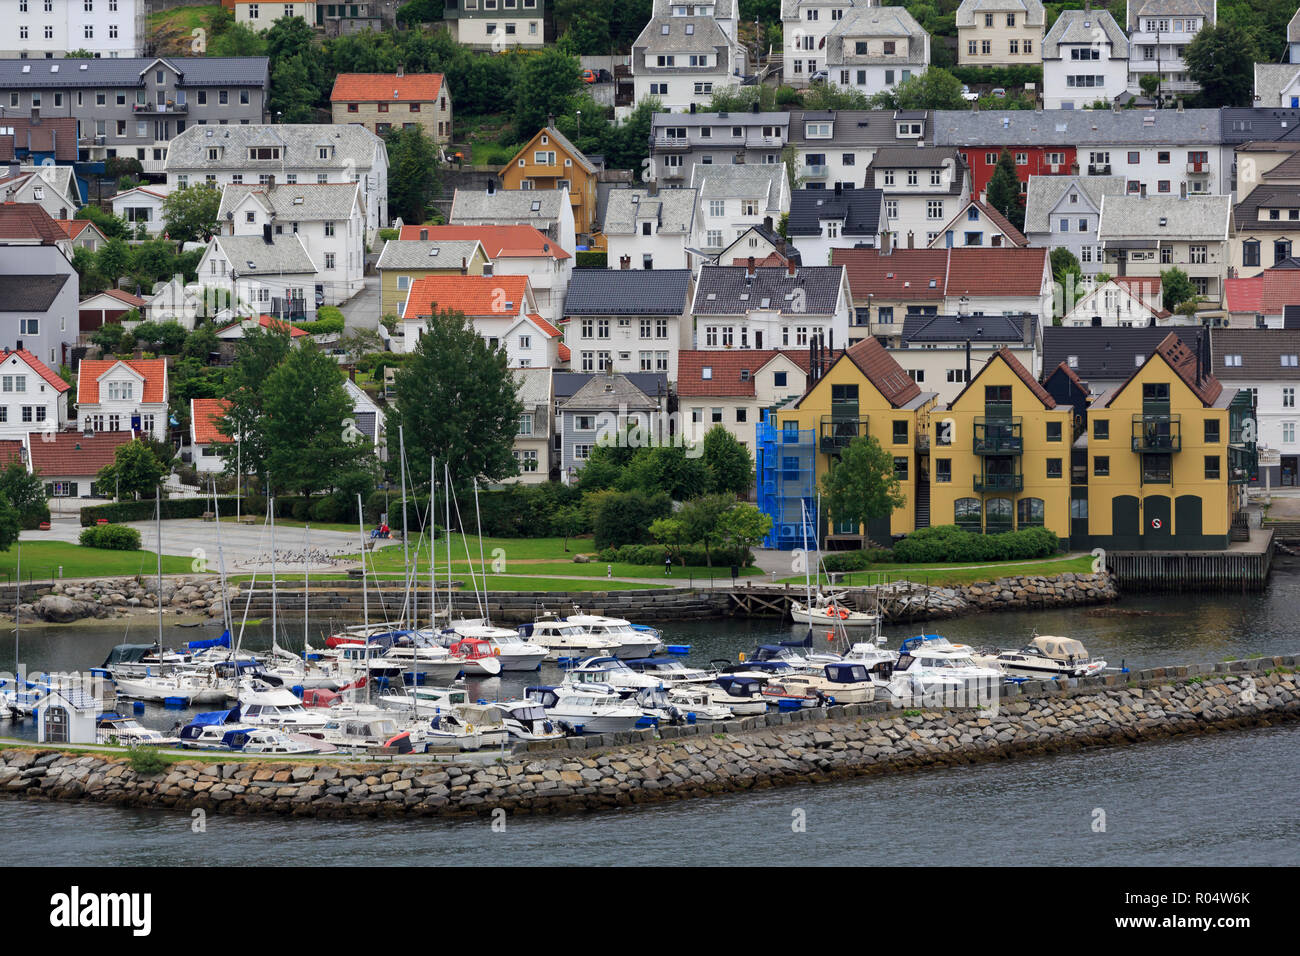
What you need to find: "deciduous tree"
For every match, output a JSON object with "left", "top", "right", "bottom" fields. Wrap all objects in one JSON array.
[{"left": 819, "top": 435, "right": 905, "bottom": 546}]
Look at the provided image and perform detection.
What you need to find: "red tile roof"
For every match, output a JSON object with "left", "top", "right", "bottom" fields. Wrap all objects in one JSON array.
[
  {"left": 0, "top": 440, "right": 24, "bottom": 466},
  {"left": 330, "top": 73, "right": 445, "bottom": 103},
  {"left": 944, "top": 247, "right": 1049, "bottom": 297},
  {"left": 191, "top": 398, "right": 232, "bottom": 445},
  {"left": 558, "top": 343, "right": 571, "bottom": 362},
  {"left": 832, "top": 248, "right": 948, "bottom": 300},
  {"left": 1, "top": 349, "right": 70, "bottom": 393},
  {"left": 842, "top": 337, "right": 923, "bottom": 407},
  {"left": 76, "top": 359, "right": 168, "bottom": 405},
  {"left": 27, "top": 431, "right": 133, "bottom": 478},
  {"left": 403, "top": 274, "right": 530, "bottom": 319},
  {"left": 55, "top": 219, "right": 103, "bottom": 241},
  {"left": 677, "top": 350, "right": 812, "bottom": 397},
  {"left": 0, "top": 201, "right": 66, "bottom": 244},
  {"left": 731, "top": 252, "right": 790, "bottom": 268},
  {"left": 525, "top": 313, "right": 562, "bottom": 337},
  {"left": 952, "top": 348, "right": 1056, "bottom": 409},
  {"left": 82, "top": 288, "right": 146, "bottom": 308},
  {"left": 1261, "top": 270, "right": 1300, "bottom": 315},
  {"left": 1225, "top": 276, "right": 1263, "bottom": 313},
  {"left": 215, "top": 315, "right": 309, "bottom": 338},
  {"left": 397, "top": 224, "right": 569, "bottom": 260}
]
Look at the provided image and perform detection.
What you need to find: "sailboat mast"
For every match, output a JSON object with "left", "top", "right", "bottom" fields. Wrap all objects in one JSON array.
[
  {"left": 474, "top": 479, "right": 488, "bottom": 624},
  {"left": 429, "top": 456, "right": 437, "bottom": 631},
  {"left": 156, "top": 489, "right": 163, "bottom": 656},
  {"left": 304, "top": 521, "right": 310, "bottom": 673},
  {"left": 398, "top": 426, "right": 409, "bottom": 632},
  {"left": 801, "top": 498, "right": 813, "bottom": 643},
  {"left": 356, "top": 493, "right": 369, "bottom": 705},
  {"left": 269, "top": 492, "right": 277, "bottom": 652},
  {"left": 444, "top": 462, "right": 453, "bottom": 620}
]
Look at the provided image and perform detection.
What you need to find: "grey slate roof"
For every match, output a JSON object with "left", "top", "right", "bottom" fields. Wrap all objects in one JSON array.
[
  {"left": 0, "top": 56, "right": 269, "bottom": 89},
  {"left": 376, "top": 239, "right": 484, "bottom": 270},
  {"left": 787, "top": 186, "right": 883, "bottom": 237},
  {"left": 1097, "top": 194, "right": 1231, "bottom": 242},
  {"left": 563, "top": 269, "right": 693, "bottom": 315},
  {"left": 450, "top": 189, "right": 565, "bottom": 225},
  {"left": 1220, "top": 108, "right": 1300, "bottom": 143},
  {"left": 0, "top": 274, "right": 68, "bottom": 312},
  {"left": 870, "top": 145, "right": 962, "bottom": 168},
  {"left": 554, "top": 371, "right": 668, "bottom": 401},
  {"left": 211, "top": 234, "right": 318, "bottom": 274},
  {"left": 901, "top": 312, "right": 1036, "bottom": 344},
  {"left": 692, "top": 265, "right": 845, "bottom": 316},
  {"left": 1042, "top": 10, "right": 1128, "bottom": 58},
  {"left": 603, "top": 188, "right": 697, "bottom": 237},
  {"left": 787, "top": 109, "right": 929, "bottom": 148},
  {"left": 650, "top": 112, "right": 790, "bottom": 129},
  {"left": 956, "top": 0, "right": 1044, "bottom": 28},
  {"left": 1126, "top": 0, "right": 1214, "bottom": 30},
  {"left": 825, "top": 7, "right": 928, "bottom": 67},
  {"left": 1042, "top": 327, "right": 1194, "bottom": 383},
  {"left": 633, "top": 14, "right": 735, "bottom": 57},
  {"left": 1210, "top": 328, "right": 1300, "bottom": 380},
  {"left": 218, "top": 182, "right": 361, "bottom": 222},
  {"left": 930, "top": 109, "right": 1220, "bottom": 146},
  {"left": 166, "top": 124, "right": 383, "bottom": 172},
  {"left": 514, "top": 367, "right": 553, "bottom": 407},
  {"left": 689, "top": 163, "right": 786, "bottom": 210},
  {"left": 1023, "top": 174, "right": 1127, "bottom": 235},
  {"left": 560, "top": 372, "right": 661, "bottom": 411},
  {"left": 1254, "top": 64, "right": 1300, "bottom": 109}
]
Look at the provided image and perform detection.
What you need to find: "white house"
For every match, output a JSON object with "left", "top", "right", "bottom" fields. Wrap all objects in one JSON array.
[
  {"left": 197, "top": 234, "right": 320, "bottom": 321},
  {"left": 1098, "top": 193, "right": 1231, "bottom": 304},
  {"left": 866, "top": 145, "right": 971, "bottom": 250},
  {"left": 787, "top": 107, "right": 929, "bottom": 191},
  {"left": 786, "top": 184, "right": 883, "bottom": 265},
  {"left": 926, "top": 195, "right": 1028, "bottom": 249},
  {"left": 399, "top": 273, "right": 562, "bottom": 367},
  {"left": 677, "top": 348, "right": 811, "bottom": 455},
  {"left": 690, "top": 162, "right": 791, "bottom": 256},
  {"left": 956, "top": 0, "right": 1045, "bottom": 66},
  {"left": 343, "top": 377, "right": 387, "bottom": 462},
  {"left": 449, "top": 188, "right": 577, "bottom": 258},
  {"left": 142, "top": 274, "right": 204, "bottom": 329},
  {"left": 0, "top": 0, "right": 145, "bottom": 58},
  {"left": 110, "top": 185, "right": 170, "bottom": 237},
  {"left": 215, "top": 313, "right": 310, "bottom": 342},
  {"left": 1211, "top": 328, "right": 1300, "bottom": 488},
  {"left": 189, "top": 397, "right": 231, "bottom": 474},
  {"left": 1042, "top": 9, "right": 1130, "bottom": 110},
  {"left": 164, "top": 124, "right": 389, "bottom": 239},
  {"left": 1127, "top": 0, "right": 1214, "bottom": 98},
  {"left": 602, "top": 187, "right": 700, "bottom": 272},
  {"left": 75, "top": 357, "right": 168, "bottom": 441},
  {"left": 823, "top": 6, "right": 930, "bottom": 98},
  {"left": 690, "top": 262, "right": 852, "bottom": 352},
  {"left": 1060, "top": 277, "right": 1169, "bottom": 327},
  {"left": 631, "top": 0, "right": 745, "bottom": 112},
  {"left": 33, "top": 687, "right": 99, "bottom": 745},
  {"left": 0, "top": 166, "right": 82, "bottom": 222},
  {"left": 561, "top": 269, "right": 695, "bottom": 378},
  {"left": 0, "top": 348, "right": 70, "bottom": 442},
  {"left": 218, "top": 182, "right": 367, "bottom": 305}
]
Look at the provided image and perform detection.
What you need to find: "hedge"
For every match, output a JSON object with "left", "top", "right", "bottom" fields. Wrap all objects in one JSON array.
[
  {"left": 949, "top": 65, "right": 1043, "bottom": 89},
  {"left": 79, "top": 524, "right": 143, "bottom": 550},
  {"left": 597, "top": 543, "right": 754, "bottom": 568},
  {"left": 80, "top": 497, "right": 243, "bottom": 527},
  {"left": 820, "top": 547, "right": 894, "bottom": 572},
  {"left": 890, "top": 524, "right": 1059, "bottom": 563},
  {"left": 296, "top": 315, "right": 345, "bottom": 336},
  {"left": 591, "top": 489, "right": 671, "bottom": 549},
  {"left": 575, "top": 251, "right": 607, "bottom": 268}
]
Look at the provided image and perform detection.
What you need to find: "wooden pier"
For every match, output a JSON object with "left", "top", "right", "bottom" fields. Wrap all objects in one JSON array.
[
  {"left": 1105, "top": 529, "right": 1275, "bottom": 592},
  {"left": 723, "top": 577, "right": 937, "bottom": 623}
]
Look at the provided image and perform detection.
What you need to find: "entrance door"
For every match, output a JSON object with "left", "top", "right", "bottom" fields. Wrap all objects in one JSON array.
[
  {"left": 1112, "top": 494, "right": 1140, "bottom": 549},
  {"left": 1144, "top": 495, "right": 1171, "bottom": 545},
  {"left": 1283, "top": 456, "right": 1298, "bottom": 487}
]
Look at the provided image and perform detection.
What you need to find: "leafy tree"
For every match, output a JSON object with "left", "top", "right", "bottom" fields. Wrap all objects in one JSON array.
[
  {"left": 513, "top": 48, "right": 583, "bottom": 140},
  {"left": 263, "top": 341, "right": 371, "bottom": 497},
  {"left": 76, "top": 205, "right": 131, "bottom": 240},
  {"left": 1050, "top": 247, "right": 1083, "bottom": 321},
  {"left": 985, "top": 148, "right": 1025, "bottom": 232},
  {"left": 90, "top": 321, "right": 136, "bottom": 356},
  {"left": 133, "top": 321, "right": 189, "bottom": 354},
  {"left": 97, "top": 440, "right": 168, "bottom": 500},
  {"left": 622, "top": 444, "right": 710, "bottom": 501},
  {"left": 871, "top": 67, "right": 965, "bottom": 110},
  {"left": 162, "top": 184, "right": 221, "bottom": 242},
  {"left": 73, "top": 246, "right": 107, "bottom": 296},
  {"left": 182, "top": 322, "right": 222, "bottom": 361},
  {"left": 648, "top": 514, "right": 689, "bottom": 566},
  {"left": 96, "top": 237, "right": 132, "bottom": 287},
  {"left": 702, "top": 425, "right": 754, "bottom": 497},
  {"left": 269, "top": 53, "right": 322, "bottom": 123},
  {"left": 218, "top": 325, "right": 294, "bottom": 482},
  {"left": 396, "top": 0, "right": 443, "bottom": 25},
  {"left": 385, "top": 125, "right": 442, "bottom": 224},
  {"left": 1139, "top": 74, "right": 1161, "bottom": 100},
  {"left": 819, "top": 435, "right": 905, "bottom": 546},
  {"left": 0, "top": 459, "right": 50, "bottom": 529},
  {"left": 1160, "top": 267, "right": 1198, "bottom": 311},
  {"left": 678, "top": 493, "right": 734, "bottom": 567},
  {"left": 389, "top": 309, "right": 524, "bottom": 489},
  {"left": 553, "top": 505, "right": 585, "bottom": 552},
  {"left": 0, "top": 496, "right": 19, "bottom": 552},
  {"left": 717, "top": 503, "right": 773, "bottom": 559},
  {"left": 555, "top": 0, "right": 611, "bottom": 53},
  {"left": 208, "top": 23, "right": 267, "bottom": 57},
  {"left": 1184, "top": 23, "right": 1258, "bottom": 108}
]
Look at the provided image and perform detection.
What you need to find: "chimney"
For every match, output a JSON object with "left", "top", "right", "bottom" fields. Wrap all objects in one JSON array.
[
  {"left": 834, "top": 181, "right": 842, "bottom": 197},
  {"left": 787, "top": 259, "right": 797, "bottom": 278},
  {"left": 881, "top": 230, "right": 892, "bottom": 255},
  {"left": 747, "top": 255, "right": 756, "bottom": 277},
  {"left": 764, "top": 215, "right": 773, "bottom": 234},
  {"left": 397, "top": 65, "right": 405, "bottom": 78},
  {"left": 907, "top": 230, "right": 915, "bottom": 249},
  {"left": 620, "top": 255, "right": 631, "bottom": 269},
  {"left": 547, "top": 113, "right": 555, "bottom": 128},
  {"left": 1022, "top": 312, "right": 1033, "bottom": 349},
  {"left": 1177, "top": 99, "right": 1184, "bottom": 113},
  {"left": 460, "top": 256, "right": 468, "bottom": 275},
  {"left": 690, "top": 103, "right": 696, "bottom": 114},
  {"left": 1070, "top": 160, "right": 1080, "bottom": 175},
  {"left": 751, "top": 101, "right": 760, "bottom": 114}
]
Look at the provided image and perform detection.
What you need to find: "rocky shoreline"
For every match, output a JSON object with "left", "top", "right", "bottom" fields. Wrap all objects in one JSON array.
[
  {"left": 879, "top": 571, "right": 1120, "bottom": 622},
  {"left": 7, "top": 578, "right": 230, "bottom": 624},
  {"left": 1, "top": 656, "right": 1293, "bottom": 819}
]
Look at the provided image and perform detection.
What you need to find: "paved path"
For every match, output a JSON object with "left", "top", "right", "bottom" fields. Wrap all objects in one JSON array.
[{"left": 341, "top": 274, "right": 380, "bottom": 331}]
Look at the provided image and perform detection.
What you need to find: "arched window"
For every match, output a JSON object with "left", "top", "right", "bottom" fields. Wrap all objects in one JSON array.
[
  {"left": 986, "top": 497, "right": 1013, "bottom": 534},
  {"left": 1017, "top": 497, "right": 1045, "bottom": 528},
  {"left": 954, "top": 497, "right": 981, "bottom": 532}
]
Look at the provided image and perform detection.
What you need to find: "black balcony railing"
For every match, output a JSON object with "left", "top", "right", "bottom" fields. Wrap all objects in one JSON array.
[
  {"left": 974, "top": 473, "right": 1024, "bottom": 492},
  {"left": 819, "top": 415, "right": 868, "bottom": 454},
  {"left": 974, "top": 416, "right": 1023, "bottom": 454},
  {"left": 1131, "top": 413, "right": 1181, "bottom": 452}
]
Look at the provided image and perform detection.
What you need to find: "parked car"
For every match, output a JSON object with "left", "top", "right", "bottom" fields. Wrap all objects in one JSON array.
[
  {"left": 809, "top": 70, "right": 829, "bottom": 83},
  {"left": 961, "top": 85, "right": 979, "bottom": 102},
  {"left": 582, "top": 69, "right": 598, "bottom": 84},
  {"left": 991, "top": 87, "right": 1007, "bottom": 98},
  {"left": 597, "top": 68, "right": 613, "bottom": 82}
]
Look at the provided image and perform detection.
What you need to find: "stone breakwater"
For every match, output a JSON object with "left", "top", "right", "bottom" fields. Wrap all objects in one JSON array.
[
  {"left": 1, "top": 656, "right": 1294, "bottom": 819},
  {"left": 845, "top": 571, "right": 1119, "bottom": 623},
  {"left": 1, "top": 578, "right": 231, "bottom": 623}
]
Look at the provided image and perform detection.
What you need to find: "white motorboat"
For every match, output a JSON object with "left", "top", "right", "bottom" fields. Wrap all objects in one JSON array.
[
  {"left": 623, "top": 657, "right": 718, "bottom": 687},
  {"left": 973, "top": 635, "right": 1107, "bottom": 679},
  {"left": 519, "top": 617, "right": 621, "bottom": 660},
  {"left": 775, "top": 662, "right": 877, "bottom": 704},
  {"left": 237, "top": 682, "right": 330, "bottom": 731},
  {"left": 707, "top": 676, "right": 769, "bottom": 716},
  {"left": 663, "top": 685, "right": 735, "bottom": 721},
  {"left": 562, "top": 657, "right": 662, "bottom": 694},
  {"left": 377, "top": 683, "right": 471, "bottom": 713},
  {"left": 891, "top": 635, "right": 1003, "bottom": 703},
  {"left": 526, "top": 685, "right": 643, "bottom": 735},
  {"left": 422, "top": 703, "right": 510, "bottom": 751},
  {"left": 446, "top": 624, "right": 544, "bottom": 672},
  {"left": 316, "top": 715, "right": 409, "bottom": 751},
  {"left": 380, "top": 642, "right": 465, "bottom": 682},
  {"left": 95, "top": 713, "right": 180, "bottom": 747},
  {"left": 495, "top": 699, "right": 566, "bottom": 742},
  {"left": 183, "top": 724, "right": 331, "bottom": 754},
  {"left": 561, "top": 613, "right": 663, "bottom": 657}
]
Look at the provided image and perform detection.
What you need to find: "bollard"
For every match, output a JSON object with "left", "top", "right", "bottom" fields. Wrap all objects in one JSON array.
[{"left": 607, "top": 564, "right": 612, "bottom": 578}]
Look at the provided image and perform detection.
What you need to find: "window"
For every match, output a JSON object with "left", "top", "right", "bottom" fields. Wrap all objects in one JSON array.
[
  {"left": 773, "top": 371, "right": 788, "bottom": 388},
  {"left": 1223, "top": 354, "right": 1242, "bottom": 367},
  {"left": 1204, "top": 419, "right": 1220, "bottom": 443},
  {"left": 18, "top": 319, "right": 38, "bottom": 336},
  {"left": 1204, "top": 455, "right": 1220, "bottom": 480},
  {"left": 1284, "top": 422, "right": 1297, "bottom": 444},
  {"left": 1017, "top": 498, "right": 1045, "bottom": 528},
  {"left": 954, "top": 498, "right": 981, "bottom": 532},
  {"left": 892, "top": 420, "right": 908, "bottom": 445},
  {"left": 893, "top": 457, "right": 908, "bottom": 480},
  {"left": 1093, "top": 455, "right": 1109, "bottom": 476},
  {"left": 927, "top": 200, "right": 944, "bottom": 220},
  {"left": 1093, "top": 419, "right": 1109, "bottom": 441},
  {"left": 1046, "top": 458, "right": 1062, "bottom": 479},
  {"left": 1285, "top": 387, "right": 1295, "bottom": 409},
  {"left": 935, "top": 459, "right": 951, "bottom": 483},
  {"left": 1047, "top": 421, "right": 1062, "bottom": 442}
]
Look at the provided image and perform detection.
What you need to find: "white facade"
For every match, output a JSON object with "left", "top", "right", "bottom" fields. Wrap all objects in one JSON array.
[
  {"left": 1, "top": 0, "right": 145, "bottom": 59},
  {"left": 823, "top": 6, "right": 929, "bottom": 98},
  {"left": 631, "top": 0, "right": 744, "bottom": 112},
  {"left": 1059, "top": 279, "right": 1165, "bottom": 327},
  {"left": 233, "top": 1, "right": 317, "bottom": 29},
  {"left": 867, "top": 151, "right": 971, "bottom": 250},
  {"left": 1126, "top": 0, "right": 1214, "bottom": 96},
  {"left": 691, "top": 163, "right": 790, "bottom": 255},
  {"left": 1042, "top": 10, "right": 1130, "bottom": 110},
  {"left": 0, "top": 350, "right": 67, "bottom": 442},
  {"left": 196, "top": 234, "right": 320, "bottom": 321},
  {"left": 110, "top": 186, "right": 169, "bottom": 237},
  {"left": 76, "top": 360, "right": 168, "bottom": 441},
  {"left": 889, "top": 343, "right": 1040, "bottom": 404}
]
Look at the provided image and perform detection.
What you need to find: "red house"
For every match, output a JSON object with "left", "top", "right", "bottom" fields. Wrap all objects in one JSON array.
[{"left": 953, "top": 146, "right": 1079, "bottom": 200}]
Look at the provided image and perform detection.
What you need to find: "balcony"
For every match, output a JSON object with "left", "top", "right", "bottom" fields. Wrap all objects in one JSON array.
[
  {"left": 133, "top": 101, "right": 188, "bottom": 114},
  {"left": 819, "top": 415, "right": 868, "bottom": 454},
  {"left": 973, "top": 416, "right": 1023, "bottom": 454},
  {"left": 1088, "top": 164, "right": 1111, "bottom": 175},
  {"left": 1187, "top": 161, "right": 1209, "bottom": 175},
  {"left": 1131, "top": 413, "right": 1181, "bottom": 452},
  {"left": 803, "top": 164, "right": 828, "bottom": 179},
  {"left": 662, "top": 165, "right": 686, "bottom": 180},
  {"left": 1228, "top": 444, "right": 1258, "bottom": 485},
  {"left": 651, "top": 133, "right": 692, "bottom": 151},
  {"left": 974, "top": 473, "right": 1024, "bottom": 493}
]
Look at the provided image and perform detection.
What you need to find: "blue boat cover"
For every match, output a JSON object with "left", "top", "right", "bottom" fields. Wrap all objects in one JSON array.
[{"left": 185, "top": 631, "right": 232, "bottom": 651}]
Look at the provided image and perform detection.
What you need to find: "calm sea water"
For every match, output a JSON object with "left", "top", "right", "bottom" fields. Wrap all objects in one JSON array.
[{"left": 3, "top": 572, "right": 1298, "bottom": 866}]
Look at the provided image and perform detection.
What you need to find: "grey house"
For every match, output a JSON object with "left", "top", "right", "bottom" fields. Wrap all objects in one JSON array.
[
  {"left": 1024, "top": 174, "right": 1127, "bottom": 276},
  {"left": 648, "top": 110, "right": 790, "bottom": 184},
  {"left": 0, "top": 246, "right": 77, "bottom": 369},
  {"left": 554, "top": 371, "right": 668, "bottom": 480},
  {"left": 0, "top": 57, "right": 270, "bottom": 169}
]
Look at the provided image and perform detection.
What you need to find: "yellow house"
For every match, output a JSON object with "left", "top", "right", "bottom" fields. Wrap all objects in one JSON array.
[
  {"left": 1084, "top": 332, "right": 1254, "bottom": 550},
  {"left": 929, "top": 347, "right": 1073, "bottom": 541},
  {"left": 500, "top": 127, "right": 599, "bottom": 237},
  {"left": 773, "top": 338, "right": 937, "bottom": 544},
  {"left": 375, "top": 238, "right": 488, "bottom": 319}
]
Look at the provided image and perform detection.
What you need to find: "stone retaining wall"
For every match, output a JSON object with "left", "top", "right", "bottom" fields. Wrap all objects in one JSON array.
[
  {"left": 878, "top": 572, "right": 1120, "bottom": 622},
  {"left": 2, "top": 656, "right": 1293, "bottom": 819}
]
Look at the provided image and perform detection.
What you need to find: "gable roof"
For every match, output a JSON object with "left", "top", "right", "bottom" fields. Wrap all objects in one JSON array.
[
  {"left": 1261, "top": 268, "right": 1300, "bottom": 315},
  {"left": 1023, "top": 174, "right": 1127, "bottom": 236},
  {"left": 841, "top": 336, "right": 923, "bottom": 407},
  {"left": 1041, "top": 326, "right": 1191, "bottom": 383},
  {"left": 76, "top": 359, "right": 168, "bottom": 405},
  {"left": 902, "top": 312, "right": 1037, "bottom": 345},
  {"left": 689, "top": 163, "right": 786, "bottom": 209},
  {"left": 1098, "top": 194, "right": 1231, "bottom": 242},
  {"left": 165, "top": 123, "right": 383, "bottom": 172},
  {"left": 788, "top": 187, "right": 883, "bottom": 237},
  {"left": 560, "top": 372, "right": 659, "bottom": 411},
  {"left": 824, "top": 7, "right": 928, "bottom": 67},
  {"left": 950, "top": 347, "right": 1056, "bottom": 409},
  {"left": 214, "top": 314, "right": 309, "bottom": 338},
  {"left": 1042, "top": 9, "right": 1128, "bottom": 58},
  {"left": 787, "top": 109, "right": 930, "bottom": 148},
  {"left": 0, "top": 439, "right": 24, "bottom": 466},
  {"left": 1044, "top": 359, "right": 1090, "bottom": 395},
  {"left": 932, "top": 196, "right": 1028, "bottom": 247},
  {"left": 931, "top": 108, "right": 1219, "bottom": 147},
  {"left": 1225, "top": 276, "right": 1263, "bottom": 313},
  {"left": 1254, "top": 64, "right": 1300, "bottom": 109},
  {"left": 832, "top": 247, "right": 947, "bottom": 300},
  {"left": 0, "top": 274, "right": 70, "bottom": 312},
  {"left": 1105, "top": 331, "right": 1222, "bottom": 407},
  {"left": 0, "top": 116, "right": 79, "bottom": 163},
  {"left": 395, "top": 224, "right": 568, "bottom": 260},
  {"left": 0, "top": 349, "right": 70, "bottom": 392},
  {"left": 330, "top": 72, "right": 444, "bottom": 103},
  {"left": 508, "top": 127, "right": 595, "bottom": 175},
  {"left": 0, "top": 56, "right": 268, "bottom": 90},
  {"left": 563, "top": 269, "right": 693, "bottom": 315},
  {"left": 0, "top": 200, "right": 67, "bottom": 244},
  {"left": 402, "top": 274, "right": 531, "bottom": 319},
  {"left": 450, "top": 188, "right": 566, "bottom": 225},
  {"left": 376, "top": 238, "right": 485, "bottom": 271},
  {"left": 1211, "top": 327, "right": 1300, "bottom": 380},
  {"left": 956, "top": 0, "right": 1044, "bottom": 27},
  {"left": 191, "top": 398, "right": 233, "bottom": 444},
  {"left": 602, "top": 188, "right": 698, "bottom": 237},
  {"left": 55, "top": 219, "right": 104, "bottom": 242},
  {"left": 217, "top": 182, "right": 361, "bottom": 222},
  {"left": 677, "top": 349, "right": 811, "bottom": 397},
  {"left": 27, "top": 431, "right": 133, "bottom": 477},
  {"left": 945, "top": 246, "right": 1049, "bottom": 297},
  {"left": 209, "top": 234, "right": 318, "bottom": 274},
  {"left": 692, "top": 265, "right": 846, "bottom": 316},
  {"left": 1232, "top": 183, "right": 1300, "bottom": 233}
]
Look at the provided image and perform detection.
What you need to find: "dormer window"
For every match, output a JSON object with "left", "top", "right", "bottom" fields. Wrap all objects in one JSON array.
[{"left": 249, "top": 147, "right": 280, "bottom": 160}]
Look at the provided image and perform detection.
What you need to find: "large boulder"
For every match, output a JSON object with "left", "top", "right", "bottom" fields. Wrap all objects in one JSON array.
[{"left": 34, "top": 594, "right": 94, "bottom": 623}]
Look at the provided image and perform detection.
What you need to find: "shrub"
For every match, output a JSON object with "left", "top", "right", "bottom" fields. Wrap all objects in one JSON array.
[
  {"left": 597, "top": 543, "right": 755, "bottom": 567},
  {"left": 298, "top": 314, "right": 345, "bottom": 336},
  {"left": 821, "top": 547, "right": 893, "bottom": 572},
  {"left": 591, "top": 489, "right": 672, "bottom": 549},
  {"left": 80, "top": 497, "right": 243, "bottom": 526},
  {"left": 79, "top": 524, "right": 143, "bottom": 550},
  {"left": 377, "top": 227, "right": 400, "bottom": 241},
  {"left": 128, "top": 749, "right": 171, "bottom": 774},
  {"left": 890, "top": 524, "right": 1059, "bottom": 563}
]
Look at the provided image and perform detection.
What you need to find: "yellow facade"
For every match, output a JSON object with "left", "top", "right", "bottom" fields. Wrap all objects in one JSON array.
[
  {"left": 929, "top": 351, "right": 1073, "bottom": 541},
  {"left": 379, "top": 249, "right": 488, "bottom": 318},
  {"left": 1084, "top": 353, "right": 1237, "bottom": 549},
  {"left": 775, "top": 351, "right": 936, "bottom": 541},
  {"left": 500, "top": 128, "right": 599, "bottom": 236}
]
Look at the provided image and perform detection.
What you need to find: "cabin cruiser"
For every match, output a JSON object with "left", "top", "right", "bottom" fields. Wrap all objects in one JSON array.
[
  {"left": 442, "top": 623, "right": 545, "bottom": 672},
  {"left": 662, "top": 685, "right": 735, "bottom": 721},
  {"left": 378, "top": 682, "right": 471, "bottom": 713},
  {"left": 526, "top": 685, "right": 644, "bottom": 735},
  {"left": 760, "top": 679, "right": 825, "bottom": 709},
  {"left": 562, "top": 613, "right": 663, "bottom": 657},
  {"left": 237, "top": 682, "right": 330, "bottom": 731},
  {"left": 95, "top": 713, "right": 180, "bottom": 747},
  {"left": 422, "top": 704, "right": 510, "bottom": 751},
  {"left": 178, "top": 706, "right": 332, "bottom": 753},
  {"left": 973, "top": 635, "right": 1107, "bottom": 679},
  {"left": 495, "top": 700, "right": 565, "bottom": 742},
  {"left": 113, "top": 666, "right": 234, "bottom": 706},
  {"left": 623, "top": 658, "right": 717, "bottom": 687},
  {"left": 316, "top": 715, "right": 409, "bottom": 752},
  {"left": 774, "top": 662, "right": 877, "bottom": 704},
  {"left": 708, "top": 676, "right": 770, "bottom": 716},
  {"left": 562, "top": 657, "right": 662, "bottom": 694},
  {"left": 519, "top": 617, "right": 621, "bottom": 660},
  {"left": 380, "top": 640, "right": 464, "bottom": 682},
  {"left": 889, "top": 638, "right": 1003, "bottom": 704},
  {"left": 446, "top": 637, "right": 503, "bottom": 677}
]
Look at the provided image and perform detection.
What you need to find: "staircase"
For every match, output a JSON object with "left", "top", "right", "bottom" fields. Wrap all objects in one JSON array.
[
  {"left": 914, "top": 479, "right": 931, "bottom": 530},
  {"left": 1230, "top": 510, "right": 1251, "bottom": 542}
]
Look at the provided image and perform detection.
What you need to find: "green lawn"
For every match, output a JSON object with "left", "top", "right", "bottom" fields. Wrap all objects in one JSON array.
[
  {"left": 228, "top": 572, "right": 669, "bottom": 592},
  {"left": 776, "top": 554, "right": 1096, "bottom": 589},
  {"left": 3, "top": 542, "right": 195, "bottom": 584}
]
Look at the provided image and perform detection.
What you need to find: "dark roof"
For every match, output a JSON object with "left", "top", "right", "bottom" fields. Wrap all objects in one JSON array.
[
  {"left": 553, "top": 372, "right": 668, "bottom": 400},
  {"left": 787, "top": 187, "right": 882, "bottom": 238},
  {"left": 0, "top": 274, "right": 69, "bottom": 312},
  {"left": 0, "top": 201, "right": 67, "bottom": 244},
  {"left": 1233, "top": 184, "right": 1300, "bottom": 233},
  {"left": 1210, "top": 328, "right": 1300, "bottom": 380},
  {"left": 842, "top": 337, "right": 922, "bottom": 407},
  {"left": 677, "top": 350, "right": 810, "bottom": 397},
  {"left": 0, "top": 118, "right": 79, "bottom": 163},
  {"left": 787, "top": 109, "right": 929, "bottom": 148},
  {"left": 693, "top": 265, "right": 845, "bottom": 316},
  {"left": 1044, "top": 360, "right": 1090, "bottom": 396},
  {"left": 950, "top": 348, "right": 1056, "bottom": 409},
  {"left": 1220, "top": 108, "right": 1300, "bottom": 144},
  {"left": 0, "top": 57, "right": 269, "bottom": 90},
  {"left": 1106, "top": 332, "right": 1222, "bottom": 408},
  {"left": 901, "top": 312, "right": 1036, "bottom": 345},
  {"left": 1041, "top": 326, "right": 1190, "bottom": 382},
  {"left": 562, "top": 269, "right": 692, "bottom": 315}
]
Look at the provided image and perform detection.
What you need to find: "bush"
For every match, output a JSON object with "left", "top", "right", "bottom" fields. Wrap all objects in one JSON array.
[
  {"left": 377, "top": 227, "right": 400, "bottom": 241},
  {"left": 821, "top": 547, "right": 893, "bottom": 572},
  {"left": 79, "top": 524, "right": 143, "bottom": 550},
  {"left": 597, "top": 543, "right": 755, "bottom": 567},
  {"left": 575, "top": 250, "right": 607, "bottom": 268},
  {"left": 591, "top": 489, "right": 671, "bottom": 549},
  {"left": 891, "top": 525, "right": 1059, "bottom": 563},
  {"left": 298, "top": 314, "right": 345, "bottom": 336},
  {"left": 949, "top": 64, "right": 1044, "bottom": 89},
  {"left": 80, "top": 497, "right": 243, "bottom": 526}
]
